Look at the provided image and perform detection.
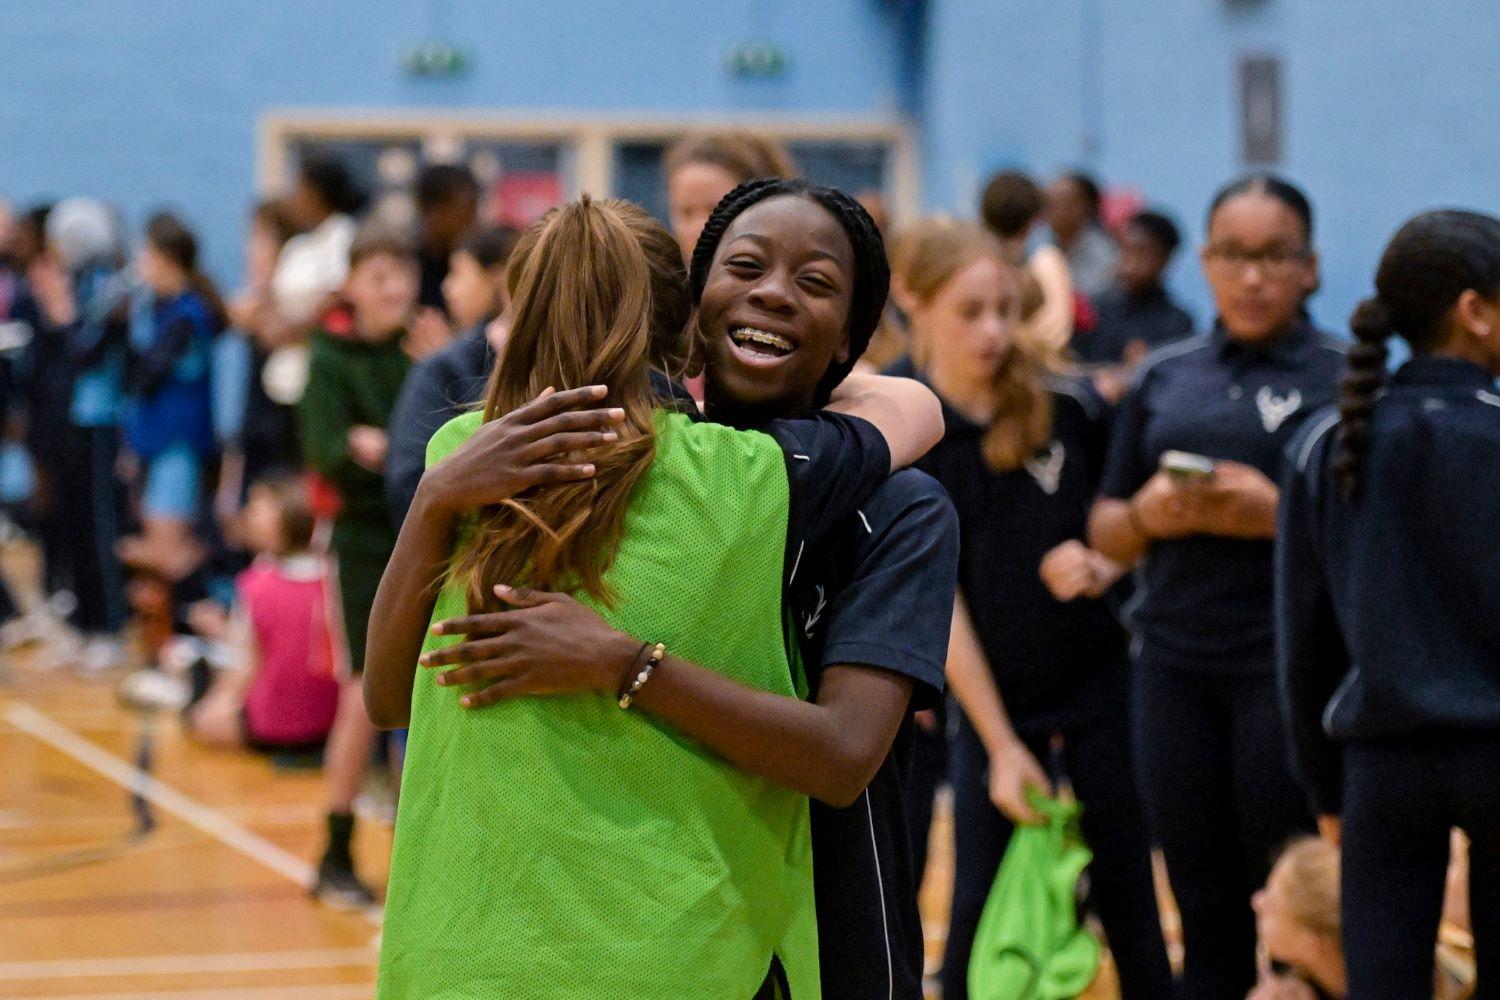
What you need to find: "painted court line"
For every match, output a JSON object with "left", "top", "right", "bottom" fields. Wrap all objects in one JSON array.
[
  {"left": 2, "top": 701, "right": 381, "bottom": 926},
  {"left": 0, "top": 947, "right": 376, "bottom": 981},
  {"left": 15, "top": 985, "right": 373, "bottom": 1000}
]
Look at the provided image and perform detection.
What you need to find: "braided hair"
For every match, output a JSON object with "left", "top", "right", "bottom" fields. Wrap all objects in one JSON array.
[
  {"left": 689, "top": 178, "right": 890, "bottom": 407},
  {"left": 1336, "top": 209, "right": 1500, "bottom": 498}
]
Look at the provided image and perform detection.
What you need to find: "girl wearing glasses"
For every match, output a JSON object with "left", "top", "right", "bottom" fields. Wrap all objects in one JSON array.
[{"left": 1088, "top": 175, "right": 1346, "bottom": 1000}]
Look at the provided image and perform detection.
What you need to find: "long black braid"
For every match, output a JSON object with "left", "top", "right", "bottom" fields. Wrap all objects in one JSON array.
[
  {"left": 689, "top": 177, "right": 890, "bottom": 406},
  {"left": 1336, "top": 209, "right": 1500, "bottom": 498}
]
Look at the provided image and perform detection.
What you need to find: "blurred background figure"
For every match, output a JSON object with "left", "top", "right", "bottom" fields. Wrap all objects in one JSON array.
[
  {"left": 412, "top": 163, "right": 480, "bottom": 313},
  {"left": 214, "top": 199, "right": 303, "bottom": 531},
  {"left": 1078, "top": 209, "right": 1196, "bottom": 401},
  {"left": 273, "top": 154, "right": 363, "bottom": 334},
  {"left": 298, "top": 224, "right": 417, "bottom": 908},
  {"left": 663, "top": 130, "right": 798, "bottom": 262},
  {"left": 386, "top": 223, "right": 517, "bottom": 524},
  {"left": 119, "top": 212, "right": 224, "bottom": 585},
  {"left": 980, "top": 170, "right": 1075, "bottom": 351},
  {"left": 1046, "top": 171, "right": 1119, "bottom": 301},
  {"left": 180, "top": 473, "right": 340, "bottom": 757},
  {"left": 38, "top": 197, "right": 132, "bottom": 670},
  {"left": 1249, "top": 836, "right": 1475, "bottom": 1000}
]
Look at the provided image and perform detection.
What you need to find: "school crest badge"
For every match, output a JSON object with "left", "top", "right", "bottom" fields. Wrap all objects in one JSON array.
[
  {"left": 1025, "top": 441, "right": 1066, "bottom": 495},
  {"left": 1255, "top": 386, "right": 1302, "bottom": 432}
]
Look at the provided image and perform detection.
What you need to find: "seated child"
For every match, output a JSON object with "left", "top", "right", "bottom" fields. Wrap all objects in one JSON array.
[{"left": 185, "top": 473, "right": 339, "bottom": 752}]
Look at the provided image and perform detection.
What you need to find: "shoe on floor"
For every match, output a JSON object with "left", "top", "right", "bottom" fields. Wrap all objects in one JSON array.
[
  {"left": 117, "top": 668, "right": 189, "bottom": 711},
  {"left": 312, "top": 854, "right": 377, "bottom": 911},
  {"left": 79, "top": 635, "right": 125, "bottom": 674}
]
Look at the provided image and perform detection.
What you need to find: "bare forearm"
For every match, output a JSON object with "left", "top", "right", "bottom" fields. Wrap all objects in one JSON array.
[
  {"left": 1089, "top": 497, "right": 1149, "bottom": 566},
  {"left": 630, "top": 658, "right": 910, "bottom": 807},
  {"left": 1212, "top": 489, "right": 1279, "bottom": 538},
  {"left": 364, "top": 484, "right": 457, "bottom": 727}
]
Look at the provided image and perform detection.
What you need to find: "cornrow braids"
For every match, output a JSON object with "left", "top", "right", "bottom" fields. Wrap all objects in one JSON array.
[
  {"left": 1335, "top": 209, "right": 1500, "bottom": 498},
  {"left": 689, "top": 178, "right": 891, "bottom": 405}
]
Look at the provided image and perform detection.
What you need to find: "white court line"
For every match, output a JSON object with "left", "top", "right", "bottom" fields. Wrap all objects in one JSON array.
[
  {"left": 0, "top": 947, "right": 375, "bottom": 981},
  {"left": 11, "top": 985, "right": 373, "bottom": 1000},
  {"left": 1, "top": 702, "right": 381, "bottom": 926}
]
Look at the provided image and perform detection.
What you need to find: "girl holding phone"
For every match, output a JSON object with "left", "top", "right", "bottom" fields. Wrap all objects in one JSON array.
[{"left": 1089, "top": 175, "right": 1346, "bottom": 1000}]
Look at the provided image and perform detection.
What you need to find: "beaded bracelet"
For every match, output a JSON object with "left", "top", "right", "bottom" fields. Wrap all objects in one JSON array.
[{"left": 618, "top": 642, "right": 666, "bottom": 710}]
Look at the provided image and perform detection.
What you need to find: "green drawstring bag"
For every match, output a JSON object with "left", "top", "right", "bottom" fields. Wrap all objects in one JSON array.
[{"left": 967, "top": 790, "right": 1101, "bottom": 1000}]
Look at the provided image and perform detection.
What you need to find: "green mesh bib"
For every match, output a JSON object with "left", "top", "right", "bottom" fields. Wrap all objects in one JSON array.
[{"left": 377, "top": 410, "right": 820, "bottom": 999}]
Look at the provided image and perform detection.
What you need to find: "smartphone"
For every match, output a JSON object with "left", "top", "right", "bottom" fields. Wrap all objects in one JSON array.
[{"left": 1160, "top": 450, "right": 1216, "bottom": 480}]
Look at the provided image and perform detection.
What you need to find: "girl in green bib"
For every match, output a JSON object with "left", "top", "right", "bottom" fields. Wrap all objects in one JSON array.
[{"left": 366, "top": 197, "right": 938, "bottom": 999}]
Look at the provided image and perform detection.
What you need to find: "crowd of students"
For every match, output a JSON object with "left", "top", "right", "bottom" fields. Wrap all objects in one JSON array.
[{"left": 0, "top": 130, "right": 1493, "bottom": 1000}]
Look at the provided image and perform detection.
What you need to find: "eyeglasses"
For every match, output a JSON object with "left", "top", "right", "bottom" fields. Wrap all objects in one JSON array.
[{"left": 1205, "top": 245, "right": 1312, "bottom": 277}]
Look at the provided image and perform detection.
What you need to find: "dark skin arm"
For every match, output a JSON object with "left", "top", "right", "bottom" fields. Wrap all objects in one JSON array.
[
  {"left": 362, "top": 386, "right": 626, "bottom": 728},
  {"left": 423, "top": 585, "right": 914, "bottom": 808}
]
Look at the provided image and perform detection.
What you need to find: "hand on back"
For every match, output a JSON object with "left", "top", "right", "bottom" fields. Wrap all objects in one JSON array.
[{"left": 419, "top": 386, "right": 624, "bottom": 515}]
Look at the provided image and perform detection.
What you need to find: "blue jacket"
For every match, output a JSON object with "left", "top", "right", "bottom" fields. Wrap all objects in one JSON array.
[
  {"left": 126, "top": 290, "right": 217, "bottom": 459},
  {"left": 68, "top": 264, "right": 131, "bottom": 428},
  {"left": 1276, "top": 356, "right": 1500, "bottom": 814}
]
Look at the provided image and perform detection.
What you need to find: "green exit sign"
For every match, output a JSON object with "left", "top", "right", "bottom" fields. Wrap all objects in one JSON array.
[
  {"left": 724, "top": 42, "right": 789, "bottom": 78},
  {"left": 402, "top": 42, "right": 470, "bottom": 78}
]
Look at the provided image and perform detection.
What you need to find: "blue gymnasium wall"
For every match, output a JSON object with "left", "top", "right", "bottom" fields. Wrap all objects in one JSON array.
[
  {"left": 0, "top": 0, "right": 908, "bottom": 283},
  {"left": 3, "top": 0, "right": 1498, "bottom": 333},
  {"left": 920, "top": 0, "right": 1500, "bottom": 332}
]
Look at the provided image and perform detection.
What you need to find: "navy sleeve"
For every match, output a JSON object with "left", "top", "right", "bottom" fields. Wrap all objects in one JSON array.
[
  {"left": 384, "top": 353, "right": 460, "bottom": 529},
  {"left": 819, "top": 470, "right": 958, "bottom": 711},
  {"left": 130, "top": 314, "right": 195, "bottom": 397},
  {"left": 764, "top": 412, "right": 891, "bottom": 577},
  {"left": 1274, "top": 417, "right": 1350, "bottom": 816},
  {"left": 1098, "top": 373, "right": 1153, "bottom": 499}
]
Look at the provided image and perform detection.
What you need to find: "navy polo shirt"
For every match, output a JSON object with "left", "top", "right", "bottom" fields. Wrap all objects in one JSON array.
[
  {"left": 918, "top": 375, "right": 1128, "bottom": 732},
  {"left": 1099, "top": 321, "right": 1346, "bottom": 674},
  {"left": 789, "top": 468, "right": 959, "bottom": 1000},
  {"left": 1075, "top": 284, "right": 1195, "bottom": 365},
  {"left": 1277, "top": 356, "right": 1500, "bottom": 814}
]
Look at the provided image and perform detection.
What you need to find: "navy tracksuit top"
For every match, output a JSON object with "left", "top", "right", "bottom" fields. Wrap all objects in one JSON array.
[{"left": 1276, "top": 355, "right": 1500, "bottom": 813}]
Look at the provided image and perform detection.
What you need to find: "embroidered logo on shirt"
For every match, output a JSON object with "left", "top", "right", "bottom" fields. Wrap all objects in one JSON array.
[
  {"left": 1255, "top": 386, "right": 1303, "bottom": 432},
  {"left": 1024, "top": 440, "right": 1066, "bottom": 494},
  {"left": 803, "top": 584, "right": 827, "bottom": 639}
]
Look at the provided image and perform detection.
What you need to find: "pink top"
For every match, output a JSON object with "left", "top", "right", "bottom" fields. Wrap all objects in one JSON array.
[{"left": 240, "top": 555, "right": 341, "bottom": 746}]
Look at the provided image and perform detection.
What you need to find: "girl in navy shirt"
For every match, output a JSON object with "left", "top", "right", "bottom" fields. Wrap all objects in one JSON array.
[
  {"left": 895, "top": 219, "right": 1171, "bottom": 1000},
  {"left": 1089, "top": 176, "right": 1347, "bottom": 1000},
  {"left": 1278, "top": 209, "right": 1500, "bottom": 999}
]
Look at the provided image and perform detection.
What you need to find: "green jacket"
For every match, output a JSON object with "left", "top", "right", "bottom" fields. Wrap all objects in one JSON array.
[{"left": 297, "top": 328, "right": 410, "bottom": 549}]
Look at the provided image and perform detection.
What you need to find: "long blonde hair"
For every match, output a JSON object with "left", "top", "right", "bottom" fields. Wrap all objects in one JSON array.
[
  {"left": 451, "top": 197, "right": 660, "bottom": 610},
  {"left": 892, "top": 218, "right": 1053, "bottom": 472}
]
